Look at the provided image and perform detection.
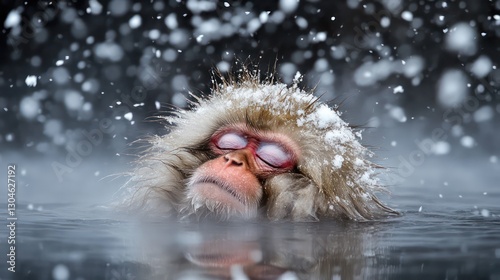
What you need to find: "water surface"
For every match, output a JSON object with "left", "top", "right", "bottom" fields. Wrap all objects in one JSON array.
[{"left": 1, "top": 156, "right": 499, "bottom": 280}]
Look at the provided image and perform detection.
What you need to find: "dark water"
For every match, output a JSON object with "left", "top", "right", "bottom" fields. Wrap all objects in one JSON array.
[
  {"left": 1, "top": 156, "right": 500, "bottom": 280},
  {"left": 2, "top": 203, "right": 500, "bottom": 279}
]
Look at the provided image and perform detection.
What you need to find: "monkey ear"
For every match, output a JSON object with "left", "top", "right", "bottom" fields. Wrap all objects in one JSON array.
[{"left": 264, "top": 174, "right": 323, "bottom": 222}]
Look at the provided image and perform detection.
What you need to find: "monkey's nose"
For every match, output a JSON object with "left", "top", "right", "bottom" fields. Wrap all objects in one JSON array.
[{"left": 224, "top": 152, "right": 246, "bottom": 167}]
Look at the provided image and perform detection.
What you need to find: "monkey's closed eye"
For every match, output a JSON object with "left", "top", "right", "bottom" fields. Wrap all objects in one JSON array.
[
  {"left": 216, "top": 132, "right": 248, "bottom": 150},
  {"left": 256, "top": 142, "right": 293, "bottom": 168}
]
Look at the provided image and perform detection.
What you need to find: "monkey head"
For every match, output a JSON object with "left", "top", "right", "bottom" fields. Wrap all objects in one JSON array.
[{"left": 124, "top": 70, "right": 398, "bottom": 221}]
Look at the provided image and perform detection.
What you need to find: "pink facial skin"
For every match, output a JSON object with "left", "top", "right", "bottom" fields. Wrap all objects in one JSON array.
[{"left": 186, "top": 124, "right": 301, "bottom": 218}]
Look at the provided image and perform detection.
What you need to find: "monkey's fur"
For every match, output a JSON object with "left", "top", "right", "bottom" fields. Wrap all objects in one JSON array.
[{"left": 123, "top": 68, "right": 398, "bottom": 221}]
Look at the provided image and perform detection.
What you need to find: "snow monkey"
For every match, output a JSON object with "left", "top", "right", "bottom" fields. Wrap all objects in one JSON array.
[{"left": 124, "top": 67, "right": 398, "bottom": 221}]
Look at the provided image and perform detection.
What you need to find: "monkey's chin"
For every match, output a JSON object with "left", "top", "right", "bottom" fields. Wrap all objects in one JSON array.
[{"left": 186, "top": 181, "right": 258, "bottom": 220}]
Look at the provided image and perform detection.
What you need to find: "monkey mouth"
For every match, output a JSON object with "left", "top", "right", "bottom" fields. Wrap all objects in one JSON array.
[{"left": 190, "top": 177, "right": 248, "bottom": 209}]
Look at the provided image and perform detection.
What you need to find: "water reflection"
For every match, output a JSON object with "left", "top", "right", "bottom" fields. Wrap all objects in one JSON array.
[
  {"left": 134, "top": 220, "right": 390, "bottom": 279},
  {"left": 6, "top": 204, "right": 500, "bottom": 279},
  {"left": 7, "top": 204, "right": 392, "bottom": 280}
]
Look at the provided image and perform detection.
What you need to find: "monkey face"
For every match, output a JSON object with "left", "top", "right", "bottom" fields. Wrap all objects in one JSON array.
[{"left": 185, "top": 124, "right": 300, "bottom": 219}]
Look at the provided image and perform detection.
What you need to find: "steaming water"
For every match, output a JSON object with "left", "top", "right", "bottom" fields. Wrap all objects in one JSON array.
[{"left": 1, "top": 155, "right": 499, "bottom": 280}]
